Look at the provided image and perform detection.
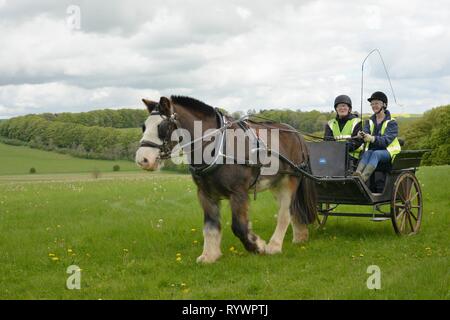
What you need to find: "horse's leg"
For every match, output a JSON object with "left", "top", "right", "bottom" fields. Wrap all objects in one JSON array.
[
  {"left": 292, "top": 221, "right": 309, "bottom": 243},
  {"left": 266, "top": 176, "right": 295, "bottom": 254},
  {"left": 196, "top": 190, "right": 222, "bottom": 263},
  {"left": 230, "top": 191, "right": 266, "bottom": 254}
]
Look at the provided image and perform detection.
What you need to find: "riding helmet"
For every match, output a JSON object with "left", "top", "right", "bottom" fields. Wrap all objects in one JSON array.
[
  {"left": 334, "top": 95, "right": 352, "bottom": 109},
  {"left": 367, "top": 91, "right": 388, "bottom": 107}
]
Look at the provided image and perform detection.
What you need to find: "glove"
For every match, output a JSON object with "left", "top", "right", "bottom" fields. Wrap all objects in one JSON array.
[{"left": 363, "top": 133, "right": 375, "bottom": 143}]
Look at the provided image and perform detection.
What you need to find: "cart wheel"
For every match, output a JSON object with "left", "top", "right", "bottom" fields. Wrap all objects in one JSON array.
[
  {"left": 317, "top": 203, "right": 331, "bottom": 229},
  {"left": 391, "top": 171, "right": 423, "bottom": 235}
]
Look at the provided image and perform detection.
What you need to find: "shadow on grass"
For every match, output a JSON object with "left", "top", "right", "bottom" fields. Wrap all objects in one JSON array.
[{"left": 311, "top": 221, "right": 397, "bottom": 241}]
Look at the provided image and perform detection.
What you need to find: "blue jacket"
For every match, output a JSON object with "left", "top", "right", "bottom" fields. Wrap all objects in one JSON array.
[{"left": 363, "top": 110, "right": 399, "bottom": 150}]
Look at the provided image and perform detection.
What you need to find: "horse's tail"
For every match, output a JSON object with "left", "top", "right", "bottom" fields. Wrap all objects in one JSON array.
[
  {"left": 290, "top": 137, "right": 317, "bottom": 224},
  {"left": 290, "top": 173, "right": 317, "bottom": 224},
  {"left": 277, "top": 122, "right": 317, "bottom": 224}
]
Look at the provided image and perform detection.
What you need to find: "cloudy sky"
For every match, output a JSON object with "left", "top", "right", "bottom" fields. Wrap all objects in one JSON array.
[{"left": 1, "top": 0, "right": 449, "bottom": 118}]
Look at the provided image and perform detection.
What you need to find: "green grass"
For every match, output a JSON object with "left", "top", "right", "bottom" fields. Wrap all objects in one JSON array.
[
  {"left": 0, "top": 143, "right": 140, "bottom": 175},
  {"left": 0, "top": 144, "right": 448, "bottom": 299}
]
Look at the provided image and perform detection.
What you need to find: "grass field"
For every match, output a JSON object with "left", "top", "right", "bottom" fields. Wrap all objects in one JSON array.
[
  {"left": 0, "top": 143, "right": 448, "bottom": 299},
  {"left": 0, "top": 143, "right": 140, "bottom": 175}
]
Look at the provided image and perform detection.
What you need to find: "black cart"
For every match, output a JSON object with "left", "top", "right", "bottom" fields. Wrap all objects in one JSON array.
[{"left": 305, "top": 141, "right": 427, "bottom": 235}]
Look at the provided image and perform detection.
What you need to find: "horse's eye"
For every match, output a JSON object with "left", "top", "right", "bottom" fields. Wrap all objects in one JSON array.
[{"left": 142, "top": 124, "right": 146, "bottom": 133}]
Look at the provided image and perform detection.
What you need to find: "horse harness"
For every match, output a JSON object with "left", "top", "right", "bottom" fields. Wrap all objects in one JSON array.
[{"left": 140, "top": 104, "right": 311, "bottom": 198}]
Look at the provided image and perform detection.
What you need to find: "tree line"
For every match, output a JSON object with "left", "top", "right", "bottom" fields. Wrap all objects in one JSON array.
[
  {"left": 37, "top": 108, "right": 148, "bottom": 128},
  {"left": 0, "top": 106, "right": 448, "bottom": 166},
  {"left": 402, "top": 105, "right": 450, "bottom": 165},
  {"left": 0, "top": 114, "right": 142, "bottom": 161}
]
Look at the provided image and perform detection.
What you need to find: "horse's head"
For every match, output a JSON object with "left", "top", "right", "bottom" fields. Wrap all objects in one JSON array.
[{"left": 135, "top": 97, "right": 177, "bottom": 171}]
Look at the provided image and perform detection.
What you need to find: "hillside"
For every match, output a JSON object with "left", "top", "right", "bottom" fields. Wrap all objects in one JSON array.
[{"left": 0, "top": 142, "right": 139, "bottom": 175}]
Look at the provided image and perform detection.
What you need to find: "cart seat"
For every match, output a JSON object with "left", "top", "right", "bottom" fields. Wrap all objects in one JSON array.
[{"left": 370, "top": 150, "right": 429, "bottom": 193}]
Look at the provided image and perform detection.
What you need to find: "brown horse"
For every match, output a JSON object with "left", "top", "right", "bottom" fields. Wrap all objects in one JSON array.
[{"left": 136, "top": 95, "right": 317, "bottom": 263}]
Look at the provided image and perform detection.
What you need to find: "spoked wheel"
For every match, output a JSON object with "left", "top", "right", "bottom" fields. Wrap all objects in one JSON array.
[
  {"left": 391, "top": 171, "right": 423, "bottom": 235},
  {"left": 317, "top": 203, "right": 331, "bottom": 229}
]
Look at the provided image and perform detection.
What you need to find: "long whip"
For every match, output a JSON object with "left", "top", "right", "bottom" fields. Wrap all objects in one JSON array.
[{"left": 360, "top": 48, "right": 402, "bottom": 125}]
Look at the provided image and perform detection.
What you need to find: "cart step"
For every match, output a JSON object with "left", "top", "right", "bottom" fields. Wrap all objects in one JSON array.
[{"left": 370, "top": 217, "right": 390, "bottom": 222}]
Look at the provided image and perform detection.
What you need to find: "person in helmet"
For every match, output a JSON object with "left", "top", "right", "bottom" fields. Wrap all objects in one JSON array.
[
  {"left": 354, "top": 91, "right": 401, "bottom": 183},
  {"left": 324, "top": 95, "right": 364, "bottom": 163}
]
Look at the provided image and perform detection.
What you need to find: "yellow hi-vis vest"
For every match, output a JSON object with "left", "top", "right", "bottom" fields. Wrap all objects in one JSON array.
[
  {"left": 328, "top": 117, "right": 363, "bottom": 159},
  {"left": 365, "top": 119, "right": 402, "bottom": 162}
]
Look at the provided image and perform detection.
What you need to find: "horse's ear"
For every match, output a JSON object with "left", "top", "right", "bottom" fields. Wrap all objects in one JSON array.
[
  {"left": 142, "top": 98, "right": 158, "bottom": 113},
  {"left": 159, "top": 96, "right": 172, "bottom": 117}
]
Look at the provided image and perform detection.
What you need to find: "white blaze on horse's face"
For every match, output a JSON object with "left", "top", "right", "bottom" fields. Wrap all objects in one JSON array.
[{"left": 135, "top": 114, "right": 164, "bottom": 171}]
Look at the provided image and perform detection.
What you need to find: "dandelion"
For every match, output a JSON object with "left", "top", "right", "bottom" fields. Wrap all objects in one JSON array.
[
  {"left": 301, "top": 246, "right": 306, "bottom": 250},
  {"left": 176, "top": 257, "right": 182, "bottom": 262},
  {"left": 51, "top": 257, "right": 59, "bottom": 261},
  {"left": 229, "top": 246, "right": 235, "bottom": 252},
  {"left": 123, "top": 249, "right": 129, "bottom": 253},
  {"left": 359, "top": 253, "right": 364, "bottom": 257},
  {"left": 191, "top": 228, "right": 196, "bottom": 232},
  {"left": 182, "top": 288, "right": 190, "bottom": 294},
  {"left": 193, "top": 240, "right": 198, "bottom": 245},
  {"left": 48, "top": 253, "right": 56, "bottom": 257},
  {"left": 67, "top": 249, "right": 73, "bottom": 253}
]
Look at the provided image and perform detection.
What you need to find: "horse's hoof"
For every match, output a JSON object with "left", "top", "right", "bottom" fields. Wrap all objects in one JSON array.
[
  {"left": 196, "top": 254, "right": 221, "bottom": 264},
  {"left": 255, "top": 237, "right": 267, "bottom": 254},
  {"left": 265, "top": 242, "right": 282, "bottom": 255},
  {"left": 292, "top": 237, "right": 308, "bottom": 244}
]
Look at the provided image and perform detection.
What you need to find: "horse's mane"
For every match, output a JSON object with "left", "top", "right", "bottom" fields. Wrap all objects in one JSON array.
[{"left": 170, "top": 95, "right": 216, "bottom": 117}]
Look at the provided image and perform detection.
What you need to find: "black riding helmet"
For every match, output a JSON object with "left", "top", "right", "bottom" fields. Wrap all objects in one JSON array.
[
  {"left": 368, "top": 91, "right": 388, "bottom": 108},
  {"left": 334, "top": 95, "right": 352, "bottom": 110}
]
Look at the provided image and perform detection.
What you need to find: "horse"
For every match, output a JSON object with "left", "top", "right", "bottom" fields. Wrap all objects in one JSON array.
[{"left": 135, "top": 95, "right": 317, "bottom": 263}]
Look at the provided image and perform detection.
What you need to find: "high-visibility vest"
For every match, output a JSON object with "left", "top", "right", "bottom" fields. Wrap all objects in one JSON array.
[
  {"left": 328, "top": 118, "right": 363, "bottom": 159},
  {"left": 365, "top": 119, "right": 402, "bottom": 162}
]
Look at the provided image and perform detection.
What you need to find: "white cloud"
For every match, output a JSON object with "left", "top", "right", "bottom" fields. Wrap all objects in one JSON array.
[
  {"left": 0, "top": 83, "right": 160, "bottom": 116},
  {"left": 0, "top": 0, "right": 449, "bottom": 118}
]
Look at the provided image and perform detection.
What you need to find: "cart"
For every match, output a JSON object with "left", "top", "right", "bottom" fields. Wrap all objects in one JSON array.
[{"left": 305, "top": 141, "right": 428, "bottom": 235}]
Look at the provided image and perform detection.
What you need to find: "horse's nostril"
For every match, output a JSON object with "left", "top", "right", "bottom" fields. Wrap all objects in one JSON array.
[{"left": 142, "top": 157, "right": 148, "bottom": 163}]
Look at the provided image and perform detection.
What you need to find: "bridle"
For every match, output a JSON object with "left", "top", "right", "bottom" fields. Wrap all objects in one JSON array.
[
  {"left": 139, "top": 107, "right": 178, "bottom": 160},
  {"left": 138, "top": 104, "right": 230, "bottom": 170}
]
